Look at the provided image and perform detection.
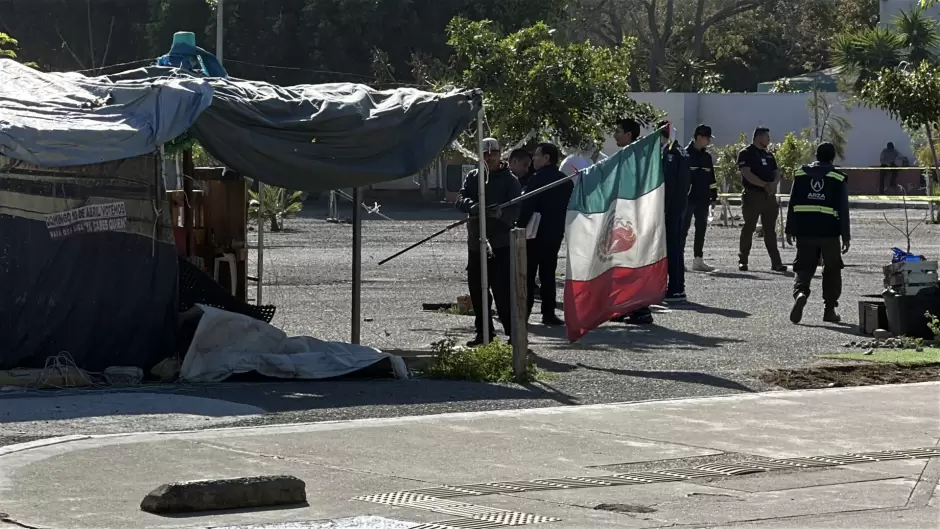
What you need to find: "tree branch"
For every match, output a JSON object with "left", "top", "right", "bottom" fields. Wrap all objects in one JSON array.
[
  {"left": 86, "top": 0, "right": 95, "bottom": 69},
  {"left": 701, "top": 0, "right": 774, "bottom": 33},
  {"left": 96, "top": 16, "right": 115, "bottom": 74},
  {"left": 54, "top": 23, "right": 86, "bottom": 70}
]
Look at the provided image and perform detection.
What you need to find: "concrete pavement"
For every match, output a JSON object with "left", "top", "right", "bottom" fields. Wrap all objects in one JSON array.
[{"left": 1, "top": 383, "right": 938, "bottom": 529}]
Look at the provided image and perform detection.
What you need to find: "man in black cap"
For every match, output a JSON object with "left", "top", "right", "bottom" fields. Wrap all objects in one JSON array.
[
  {"left": 456, "top": 137, "right": 522, "bottom": 346},
  {"left": 737, "top": 127, "right": 787, "bottom": 273},
  {"left": 684, "top": 125, "right": 718, "bottom": 273},
  {"left": 786, "top": 142, "right": 850, "bottom": 324}
]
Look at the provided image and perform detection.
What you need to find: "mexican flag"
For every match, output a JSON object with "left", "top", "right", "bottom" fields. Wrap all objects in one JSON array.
[{"left": 563, "top": 130, "right": 667, "bottom": 342}]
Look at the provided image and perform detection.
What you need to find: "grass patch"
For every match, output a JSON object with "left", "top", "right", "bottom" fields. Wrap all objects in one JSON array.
[
  {"left": 821, "top": 347, "right": 940, "bottom": 367},
  {"left": 423, "top": 337, "right": 542, "bottom": 383}
]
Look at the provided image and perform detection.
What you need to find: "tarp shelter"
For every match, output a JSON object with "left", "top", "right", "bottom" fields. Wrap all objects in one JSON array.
[
  {"left": 0, "top": 58, "right": 480, "bottom": 371},
  {"left": 756, "top": 67, "right": 841, "bottom": 93}
]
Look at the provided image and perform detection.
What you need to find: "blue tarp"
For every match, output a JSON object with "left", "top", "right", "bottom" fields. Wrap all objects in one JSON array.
[
  {"left": 0, "top": 58, "right": 481, "bottom": 192},
  {"left": 0, "top": 60, "right": 212, "bottom": 166}
]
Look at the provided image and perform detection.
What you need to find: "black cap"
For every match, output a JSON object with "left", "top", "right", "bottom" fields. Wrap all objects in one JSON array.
[{"left": 694, "top": 124, "right": 713, "bottom": 138}]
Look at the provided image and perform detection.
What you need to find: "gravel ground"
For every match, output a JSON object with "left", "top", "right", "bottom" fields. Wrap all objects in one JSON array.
[{"left": 2, "top": 202, "right": 938, "bottom": 445}]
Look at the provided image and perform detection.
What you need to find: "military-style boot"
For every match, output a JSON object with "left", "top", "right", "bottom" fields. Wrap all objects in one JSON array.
[
  {"left": 823, "top": 305, "right": 841, "bottom": 323},
  {"left": 790, "top": 293, "right": 808, "bottom": 324}
]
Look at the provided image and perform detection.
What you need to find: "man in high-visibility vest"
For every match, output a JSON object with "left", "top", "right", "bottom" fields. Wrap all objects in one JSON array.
[{"left": 785, "top": 142, "right": 851, "bottom": 324}]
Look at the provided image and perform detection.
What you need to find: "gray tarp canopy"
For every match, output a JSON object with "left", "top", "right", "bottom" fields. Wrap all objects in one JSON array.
[{"left": 0, "top": 59, "right": 480, "bottom": 191}]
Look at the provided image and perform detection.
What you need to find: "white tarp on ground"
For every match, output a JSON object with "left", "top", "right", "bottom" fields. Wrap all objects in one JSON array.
[{"left": 180, "top": 305, "right": 408, "bottom": 382}]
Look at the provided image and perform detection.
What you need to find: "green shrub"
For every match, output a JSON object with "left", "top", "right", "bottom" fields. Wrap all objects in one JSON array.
[{"left": 423, "top": 337, "right": 540, "bottom": 383}]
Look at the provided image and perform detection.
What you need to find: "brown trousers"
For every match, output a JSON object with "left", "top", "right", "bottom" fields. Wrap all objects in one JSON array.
[{"left": 739, "top": 188, "right": 783, "bottom": 267}]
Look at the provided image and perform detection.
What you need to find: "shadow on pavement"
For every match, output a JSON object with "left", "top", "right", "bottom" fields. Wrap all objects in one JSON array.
[
  {"left": 154, "top": 502, "right": 311, "bottom": 518},
  {"left": 173, "top": 377, "right": 571, "bottom": 413},
  {"left": 707, "top": 271, "right": 769, "bottom": 281},
  {"left": 664, "top": 302, "right": 750, "bottom": 318},
  {"left": 799, "top": 322, "right": 863, "bottom": 336},
  {"left": 575, "top": 363, "right": 756, "bottom": 393},
  {"left": 532, "top": 324, "right": 743, "bottom": 353}
]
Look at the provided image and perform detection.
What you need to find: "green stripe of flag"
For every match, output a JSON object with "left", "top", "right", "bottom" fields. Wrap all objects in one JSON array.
[{"left": 568, "top": 131, "right": 663, "bottom": 215}]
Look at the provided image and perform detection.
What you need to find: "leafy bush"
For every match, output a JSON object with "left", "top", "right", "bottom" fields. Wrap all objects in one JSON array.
[
  {"left": 248, "top": 186, "right": 304, "bottom": 232},
  {"left": 772, "top": 131, "right": 815, "bottom": 181},
  {"left": 423, "top": 337, "right": 540, "bottom": 383},
  {"left": 713, "top": 134, "right": 748, "bottom": 194}
]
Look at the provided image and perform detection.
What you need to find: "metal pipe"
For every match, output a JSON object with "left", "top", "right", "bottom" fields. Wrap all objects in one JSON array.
[
  {"left": 476, "top": 109, "right": 489, "bottom": 344},
  {"left": 257, "top": 182, "right": 264, "bottom": 305},
  {"left": 216, "top": 0, "right": 224, "bottom": 63},
  {"left": 352, "top": 187, "right": 363, "bottom": 344}
]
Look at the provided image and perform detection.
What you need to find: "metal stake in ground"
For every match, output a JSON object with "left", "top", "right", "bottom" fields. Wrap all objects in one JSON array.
[
  {"left": 476, "top": 109, "right": 490, "bottom": 344},
  {"left": 257, "top": 182, "right": 264, "bottom": 305},
  {"left": 351, "top": 186, "right": 362, "bottom": 344}
]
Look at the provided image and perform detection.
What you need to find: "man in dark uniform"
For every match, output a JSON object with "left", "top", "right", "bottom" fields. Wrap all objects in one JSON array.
[
  {"left": 684, "top": 124, "right": 718, "bottom": 273},
  {"left": 786, "top": 142, "right": 850, "bottom": 324},
  {"left": 456, "top": 137, "right": 522, "bottom": 345},
  {"left": 737, "top": 127, "right": 787, "bottom": 273},
  {"left": 518, "top": 142, "right": 573, "bottom": 326},
  {"left": 659, "top": 120, "right": 691, "bottom": 301}
]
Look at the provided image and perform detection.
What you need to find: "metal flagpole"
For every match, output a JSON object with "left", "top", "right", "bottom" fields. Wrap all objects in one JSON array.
[
  {"left": 476, "top": 109, "right": 490, "bottom": 344},
  {"left": 216, "top": 0, "right": 224, "bottom": 62},
  {"left": 351, "top": 187, "right": 362, "bottom": 344},
  {"left": 257, "top": 183, "right": 264, "bottom": 305}
]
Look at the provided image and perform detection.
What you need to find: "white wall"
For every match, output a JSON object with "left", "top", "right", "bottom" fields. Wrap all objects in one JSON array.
[{"left": 601, "top": 92, "right": 914, "bottom": 167}]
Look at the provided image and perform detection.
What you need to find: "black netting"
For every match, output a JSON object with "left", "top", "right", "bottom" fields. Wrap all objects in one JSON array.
[{"left": 178, "top": 257, "right": 276, "bottom": 323}]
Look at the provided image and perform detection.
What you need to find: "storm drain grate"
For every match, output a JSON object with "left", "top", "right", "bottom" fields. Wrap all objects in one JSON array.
[
  {"left": 735, "top": 460, "right": 806, "bottom": 471},
  {"left": 469, "top": 512, "right": 562, "bottom": 525},
  {"left": 886, "top": 447, "right": 940, "bottom": 458},
  {"left": 354, "top": 491, "right": 436, "bottom": 506},
  {"left": 613, "top": 471, "right": 684, "bottom": 483},
  {"left": 648, "top": 467, "right": 729, "bottom": 479},
  {"left": 402, "top": 498, "right": 509, "bottom": 517},
  {"left": 695, "top": 462, "right": 776, "bottom": 475},
  {"left": 413, "top": 519, "right": 517, "bottom": 529},
  {"left": 410, "top": 486, "right": 486, "bottom": 498},
  {"left": 358, "top": 446, "right": 939, "bottom": 528},
  {"left": 531, "top": 477, "right": 612, "bottom": 488},
  {"left": 456, "top": 483, "right": 532, "bottom": 494}
]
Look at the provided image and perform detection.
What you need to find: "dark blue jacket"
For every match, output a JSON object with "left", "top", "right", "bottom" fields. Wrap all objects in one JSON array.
[
  {"left": 662, "top": 140, "right": 691, "bottom": 219},
  {"left": 517, "top": 165, "right": 574, "bottom": 243}
]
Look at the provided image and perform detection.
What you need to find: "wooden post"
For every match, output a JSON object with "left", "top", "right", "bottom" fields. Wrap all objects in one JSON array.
[{"left": 508, "top": 228, "right": 528, "bottom": 382}]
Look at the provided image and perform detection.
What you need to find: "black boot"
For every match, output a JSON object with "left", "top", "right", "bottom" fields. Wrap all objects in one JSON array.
[
  {"left": 823, "top": 306, "right": 841, "bottom": 323},
  {"left": 790, "top": 293, "right": 808, "bottom": 324}
]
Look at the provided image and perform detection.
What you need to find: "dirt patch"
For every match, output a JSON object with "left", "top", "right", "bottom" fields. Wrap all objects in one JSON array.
[{"left": 758, "top": 363, "right": 940, "bottom": 390}]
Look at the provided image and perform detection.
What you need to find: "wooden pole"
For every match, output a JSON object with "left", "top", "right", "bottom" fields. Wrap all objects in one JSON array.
[{"left": 508, "top": 228, "right": 528, "bottom": 382}]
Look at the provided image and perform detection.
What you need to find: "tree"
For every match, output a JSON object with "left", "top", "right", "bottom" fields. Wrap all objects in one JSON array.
[
  {"left": 831, "top": 8, "right": 939, "bottom": 91},
  {"left": 0, "top": 31, "right": 37, "bottom": 68},
  {"left": 441, "top": 18, "right": 657, "bottom": 150},
  {"left": 248, "top": 186, "right": 304, "bottom": 232},
  {"left": 832, "top": 6, "right": 940, "bottom": 218},
  {"left": 859, "top": 61, "right": 940, "bottom": 220},
  {"left": 807, "top": 85, "right": 852, "bottom": 160}
]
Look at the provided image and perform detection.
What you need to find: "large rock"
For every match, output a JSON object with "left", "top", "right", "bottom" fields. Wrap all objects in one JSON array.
[{"left": 140, "top": 475, "right": 306, "bottom": 514}]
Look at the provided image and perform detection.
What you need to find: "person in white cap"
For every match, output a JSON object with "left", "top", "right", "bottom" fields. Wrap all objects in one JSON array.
[{"left": 455, "top": 137, "right": 522, "bottom": 346}]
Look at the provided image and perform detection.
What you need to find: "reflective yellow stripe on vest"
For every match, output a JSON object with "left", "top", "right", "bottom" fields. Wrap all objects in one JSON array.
[
  {"left": 793, "top": 205, "right": 838, "bottom": 217},
  {"left": 794, "top": 169, "right": 845, "bottom": 181}
]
